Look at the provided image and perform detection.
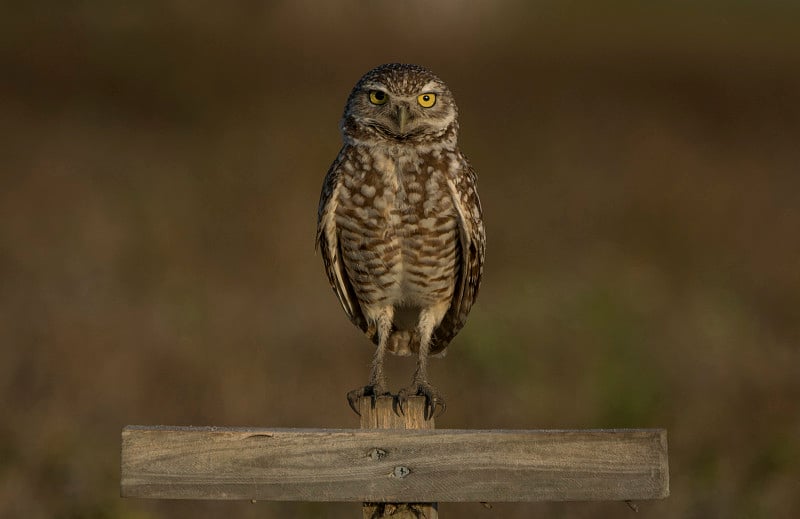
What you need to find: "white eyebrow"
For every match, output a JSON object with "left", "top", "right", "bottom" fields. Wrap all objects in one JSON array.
[
  {"left": 420, "top": 80, "right": 440, "bottom": 92},
  {"left": 361, "top": 82, "right": 386, "bottom": 91}
]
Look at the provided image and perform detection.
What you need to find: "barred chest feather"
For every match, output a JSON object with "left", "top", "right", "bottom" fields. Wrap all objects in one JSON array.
[{"left": 334, "top": 144, "right": 461, "bottom": 317}]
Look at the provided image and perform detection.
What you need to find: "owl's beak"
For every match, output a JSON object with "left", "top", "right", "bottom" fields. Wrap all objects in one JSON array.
[{"left": 396, "top": 104, "right": 410, "bottom": 134}]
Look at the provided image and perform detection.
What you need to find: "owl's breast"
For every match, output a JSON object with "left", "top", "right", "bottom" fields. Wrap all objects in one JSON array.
[{"left": 334, "top": 147, "right": 460, "bottom": 310}]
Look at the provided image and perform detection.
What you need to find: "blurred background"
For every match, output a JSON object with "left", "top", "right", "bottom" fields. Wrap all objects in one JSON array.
[{"left": 1, "top": 1, "right": 798, "bottom": 517}]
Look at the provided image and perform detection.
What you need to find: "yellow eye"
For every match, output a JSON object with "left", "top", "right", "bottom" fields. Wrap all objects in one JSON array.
[
  {"left": 417, "top": 93, "right": 436, "bottom": 108},
  {"left": 369, "top": 90, "right": 388, "bottom": 105}
]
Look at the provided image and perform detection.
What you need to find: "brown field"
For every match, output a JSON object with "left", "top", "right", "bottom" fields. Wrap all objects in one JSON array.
[{"left": 1, "top": 2, "right": 798, "bottom": 518}]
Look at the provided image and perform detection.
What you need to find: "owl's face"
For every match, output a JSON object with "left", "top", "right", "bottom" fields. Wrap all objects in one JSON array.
[{"left": 341, "top": 63, "right": 459, "bottom": 145}]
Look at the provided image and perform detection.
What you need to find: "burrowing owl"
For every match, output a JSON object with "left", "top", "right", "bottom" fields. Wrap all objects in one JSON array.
[{"left": 316, "top": 63, "right": 485, "bottom": 417}]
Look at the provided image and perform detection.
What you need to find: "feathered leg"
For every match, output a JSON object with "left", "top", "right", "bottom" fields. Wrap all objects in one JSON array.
[
  {"left": 347, "top": 308, "right": 393, "bottom": 414},
  {"left": 397, "top": 308, "right": 445, "bottom": 419}
]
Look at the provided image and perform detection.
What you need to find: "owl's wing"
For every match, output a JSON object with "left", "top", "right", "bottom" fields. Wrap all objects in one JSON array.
[
  {"left": 432, "top": 154, "right": 486, "bottom": 353},
  {"left": 316, "top": 149, "right": 369, "bottom": 334}
]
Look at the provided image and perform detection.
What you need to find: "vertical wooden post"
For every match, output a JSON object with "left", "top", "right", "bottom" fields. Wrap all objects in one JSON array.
[{"left": 359, "top": 396, "right": 438, "bottom": 519}]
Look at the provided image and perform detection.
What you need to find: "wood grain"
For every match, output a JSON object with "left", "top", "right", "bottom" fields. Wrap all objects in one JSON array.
[
  {"left": 359, "top": 396, "right": 437, "bottom": 519},
  {"left": 121, "top": 409, "right": 669, "bottom": 503}
]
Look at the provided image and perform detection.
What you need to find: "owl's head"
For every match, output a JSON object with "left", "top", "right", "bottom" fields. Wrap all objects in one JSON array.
[{"left": 341, "top": 63, "right": 459, "bottom": 146}]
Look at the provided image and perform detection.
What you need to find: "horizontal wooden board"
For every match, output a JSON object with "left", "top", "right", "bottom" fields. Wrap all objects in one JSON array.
[{"left": 121, "top": 426, "right": 668, "bottom": 502}]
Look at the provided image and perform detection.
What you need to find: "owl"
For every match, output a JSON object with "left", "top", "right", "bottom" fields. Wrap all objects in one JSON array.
[{"left": 316, "top": 63, "right": 485, "bottom": 418}]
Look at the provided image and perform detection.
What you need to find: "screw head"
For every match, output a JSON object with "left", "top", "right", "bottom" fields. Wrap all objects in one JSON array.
[
  {"left": 367, "top": 448, "right": 387, "bottom": 460},
  {"left": 392, "top": 466, "right": 411, "bottom": 479}
]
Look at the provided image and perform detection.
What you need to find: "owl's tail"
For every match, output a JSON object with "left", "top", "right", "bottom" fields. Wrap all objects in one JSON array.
[{"left": 382, "top": 330, "right": 448, "bottom": 358}]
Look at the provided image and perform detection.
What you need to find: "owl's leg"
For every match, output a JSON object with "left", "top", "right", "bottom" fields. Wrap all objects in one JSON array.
[
  {"left": 397, "top": 308, "right": 445, "bottom": 419},
  {"left": 347, "top": 308, "right": 393, "bottom": 415}
]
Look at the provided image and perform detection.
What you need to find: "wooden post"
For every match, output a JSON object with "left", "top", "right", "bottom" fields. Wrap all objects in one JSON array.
[{"left": 359, "top": 396, "right": 437, "bottom": 519}]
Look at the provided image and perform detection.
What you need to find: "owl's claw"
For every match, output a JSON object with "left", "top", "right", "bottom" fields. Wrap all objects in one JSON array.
[
  {"left": 346, "top": 384, "right": 390, "bottom": 416},
  {"left": 397, "top": 382, "right": 445, "bottom": 419}
]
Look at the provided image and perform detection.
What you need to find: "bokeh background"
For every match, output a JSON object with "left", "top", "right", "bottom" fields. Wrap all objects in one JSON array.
[{"left": 1, "top": 1, "right": 799, "bottom": 518}]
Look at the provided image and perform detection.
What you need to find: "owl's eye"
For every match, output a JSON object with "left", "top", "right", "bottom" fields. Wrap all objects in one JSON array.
[
  {"left": 368, "top": 90, "right": 388, "bottom": 105},
  {"left": 417, "top": 93, "right": 436, "bottom": 108}
]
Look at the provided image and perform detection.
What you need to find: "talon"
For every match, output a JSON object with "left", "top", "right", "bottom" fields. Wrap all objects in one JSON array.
[
  {"left": 347, "top": 384, "right": 390, "bottom": 416},
  {"left": 396, "top": 393, "right": 408, "bottom": 416},
  {"left": 431, "top": 399, "right": 446, "bottom": 419},
  {"left": 425, "top": 394, "right": 446, "bottom": 419},
  {"left": 397, "top": 382, "right": 445, "bottom": 420},
  {"left": 346, "top": 389, "right": 363, "bottom": 416}
]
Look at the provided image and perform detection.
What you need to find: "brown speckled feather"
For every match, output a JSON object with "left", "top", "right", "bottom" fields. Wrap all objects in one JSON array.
[
  {"left": 430, "top": 154, "right": 485, "bottom": 354},
  {"left": 317, "top": 146, "right": 484, "bottom": 355},
  {"left": 316, "top": 148, "right": 369, "bottom": 335},
  {"left": 316, "top": 63, "right": 485, "bottom": 414}
]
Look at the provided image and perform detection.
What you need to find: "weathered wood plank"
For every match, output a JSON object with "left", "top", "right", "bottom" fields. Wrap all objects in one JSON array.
[{"left": 121, "top": 421, "right": 669, "bottom": 502}]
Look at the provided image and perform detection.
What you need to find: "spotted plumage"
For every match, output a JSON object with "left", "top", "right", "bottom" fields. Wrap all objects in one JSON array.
[{"left": 316, "top": 63, "right": 485, "bottom": 417}]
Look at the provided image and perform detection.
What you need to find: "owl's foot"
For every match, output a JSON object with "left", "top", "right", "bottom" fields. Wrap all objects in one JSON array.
[
  {"left": 397, "top": 381, "right": 445, "bottom": 419},
  {"left": 346, "top": 384, "right": 390, "bottom": 416}
]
